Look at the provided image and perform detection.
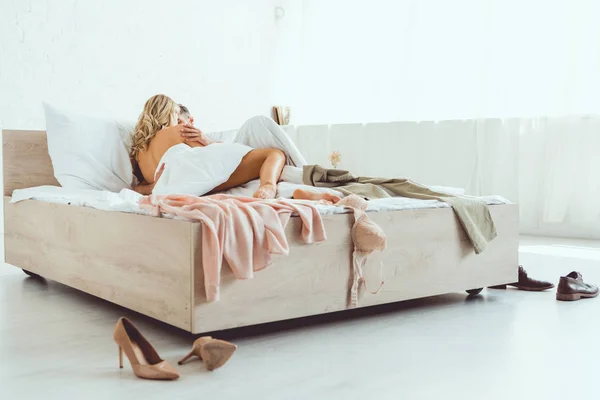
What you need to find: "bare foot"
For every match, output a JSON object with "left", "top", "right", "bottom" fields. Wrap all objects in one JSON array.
[
  {"left": 253, "top": 183, "right": 277, "bottom": 199},
  {"left": 292, "top": 188, "right": 342, "bottom": 204}
]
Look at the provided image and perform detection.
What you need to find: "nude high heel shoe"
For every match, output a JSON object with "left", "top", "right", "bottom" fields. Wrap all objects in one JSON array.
[
  {"left": 113, "top": 317, "right": 180, "bottom": 380},
  {"left": 178, "top": 337, "right": 237, "bottom": 371}
]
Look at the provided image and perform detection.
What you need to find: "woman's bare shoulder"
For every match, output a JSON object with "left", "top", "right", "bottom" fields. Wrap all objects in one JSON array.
[
  {"left": 148, "top": 126, "right": 186, "bottom": 153},
  {"left": 136, "top": 126, "right": 186, "bottom": 182},
  {"left": 155, "top": 125, "right": 185, "bottom": 143}
]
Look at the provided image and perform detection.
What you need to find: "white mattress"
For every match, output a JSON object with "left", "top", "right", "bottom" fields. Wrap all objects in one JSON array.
[{"left": 10, "top": 183, "right": 510, "bottom": 217}]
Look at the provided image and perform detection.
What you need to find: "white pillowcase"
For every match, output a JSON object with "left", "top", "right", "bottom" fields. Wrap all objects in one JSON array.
[{"left": 44, "top": 103, "right": 135, "bottom": 192}]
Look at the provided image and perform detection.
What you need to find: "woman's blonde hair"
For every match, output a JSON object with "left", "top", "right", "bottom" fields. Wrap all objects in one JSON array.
[{"left": 130, "top": 94, "right": 180, "bottom": 159}]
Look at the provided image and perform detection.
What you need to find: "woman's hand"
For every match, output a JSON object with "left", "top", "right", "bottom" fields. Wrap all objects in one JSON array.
[
  {"left": 153, "top": 162, "right": 166, "bottom": 185},
  {"left": 181, "top": 124, "right": 213, "bottom": 146}
]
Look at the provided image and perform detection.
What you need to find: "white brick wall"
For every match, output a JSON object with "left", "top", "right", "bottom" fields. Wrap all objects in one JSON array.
[
  {"left": 0, "top": 0, "right": 296, "bottom": 132},
  {"left": 0, "top": 0, "right": 302, "bottom": 244}
]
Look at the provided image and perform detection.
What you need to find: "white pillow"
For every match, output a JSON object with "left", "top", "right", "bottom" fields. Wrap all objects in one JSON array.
[{"left": 44, "top": 103, "right": 135, "bottom": 192}]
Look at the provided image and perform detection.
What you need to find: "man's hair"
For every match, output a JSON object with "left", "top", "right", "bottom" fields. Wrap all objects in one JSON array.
[{"left": 178, "top": 104, "right": 190, "bottom": 116}]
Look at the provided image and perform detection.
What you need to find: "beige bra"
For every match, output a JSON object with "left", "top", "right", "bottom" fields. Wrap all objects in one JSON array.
[{"left": 337, "top": 195, "right": 387, "bottom": 307}]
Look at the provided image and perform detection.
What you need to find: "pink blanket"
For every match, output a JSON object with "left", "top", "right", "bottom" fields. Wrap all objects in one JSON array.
[{"left": 139, "top": 194, "right": 326, "bottom": 301}]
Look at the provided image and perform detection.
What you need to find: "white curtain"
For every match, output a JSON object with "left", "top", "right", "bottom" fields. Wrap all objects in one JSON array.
[
  {"left": 518, "top": 116, "right": 600, "bottom": 238},
  {"left": 286, "top": 119, "right": 519, "bottom": 201},
  {"left": 279, "top": 0, "right": 600, "bottom": 239},
  {"left": 285, "top": 115, "right": 600, "bottom": 239}
]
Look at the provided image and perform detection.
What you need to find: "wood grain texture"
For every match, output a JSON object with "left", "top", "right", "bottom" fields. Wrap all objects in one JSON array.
[
  {"left": 2, "top": 130, "right": 59, "bottom": 196},
  {"left": 4, "top": 197, "right": 194, "bottom": 330},
  {"left": 192, "top": 204, "right": 518, "bottom": 334},
  {"left": 2, "top": 130, "right": 519, "bottom": 334}
]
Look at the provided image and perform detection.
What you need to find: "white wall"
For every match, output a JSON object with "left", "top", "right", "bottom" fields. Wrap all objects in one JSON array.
[
  {"left": 294, "top": 0, "right": 600, "bottom": 125},
  {"left": 0, "top": 0, "right": 300, "bottom": 131}
]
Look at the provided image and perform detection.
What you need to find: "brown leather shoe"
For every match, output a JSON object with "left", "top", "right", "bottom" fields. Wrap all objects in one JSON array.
[
  {"left": 489, "top": 265, "right": 554, "bottom": 291},
  {"left": 556, "top": 271, "right": 599, "bottom": 301}
]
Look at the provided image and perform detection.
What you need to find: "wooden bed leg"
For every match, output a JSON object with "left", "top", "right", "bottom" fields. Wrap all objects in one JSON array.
[
  {"left": 22, "top": 269, "right": 43, "bottom": 279},
  {"left": 466, "top": 288, "right": 484, "bottom": 296}
]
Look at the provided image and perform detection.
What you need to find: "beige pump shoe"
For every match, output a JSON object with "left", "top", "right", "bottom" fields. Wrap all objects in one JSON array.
[
  {"left": 178, "top": 337, "right": 237, "bottom": 371},
  {"left": 113, "top": 317, "right": 180, "bottom": 380}
]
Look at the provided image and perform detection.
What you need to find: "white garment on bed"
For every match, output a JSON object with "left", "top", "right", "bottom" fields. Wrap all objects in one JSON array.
[
  {"left": 10, "top": 185, "right": 510, "bottom": 217},
  {"left": 152, "top": 142, "right": 252, "bottom": 196},
  {"left": 233, "top": 115, "right": 307, "bottom": 167},
  {"left": 11, "top": 185, "right": 146, "bottom": 214}
]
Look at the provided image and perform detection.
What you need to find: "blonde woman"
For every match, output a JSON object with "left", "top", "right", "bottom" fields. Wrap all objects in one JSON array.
[{"left": 131, "top": 94, "right": 285, "bottom": 198}]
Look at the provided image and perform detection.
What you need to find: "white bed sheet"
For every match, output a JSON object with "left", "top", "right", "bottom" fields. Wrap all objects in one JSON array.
[{"left": 10, "top": 184, "right": 510, "bottom": 217}]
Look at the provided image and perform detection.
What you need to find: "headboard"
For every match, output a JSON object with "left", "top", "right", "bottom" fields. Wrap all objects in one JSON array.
[{"left": 2, "top": 130, "right": 59, "bottom": 196}]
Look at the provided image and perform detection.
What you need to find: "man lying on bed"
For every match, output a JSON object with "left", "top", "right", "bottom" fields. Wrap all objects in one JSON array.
[
  {"left": 131, "top": 94, "right": 287, "bottom": 199},
  {"left": 131, "top": 94, "right": 337, "bottom": 203}
]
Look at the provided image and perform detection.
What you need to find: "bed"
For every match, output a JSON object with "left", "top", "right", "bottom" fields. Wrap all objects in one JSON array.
[{"left": 2, "top": 129, "right": 519, "bottom": 334}]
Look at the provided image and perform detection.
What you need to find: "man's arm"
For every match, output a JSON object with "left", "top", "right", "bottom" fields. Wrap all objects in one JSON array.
[
  {"left": 181, "top": 124, "right": 218, "bottom": 146},
  {"left": 133, "top": 182, "right": 155, "bottom": 195},
  {"left": 133, "top": 163, "right": 165, "bottom": 195}
]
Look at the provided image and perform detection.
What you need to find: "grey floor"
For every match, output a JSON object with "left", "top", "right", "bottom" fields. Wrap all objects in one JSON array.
[{"left": 1, "top": 236, "right": 599, "bottom": 400}]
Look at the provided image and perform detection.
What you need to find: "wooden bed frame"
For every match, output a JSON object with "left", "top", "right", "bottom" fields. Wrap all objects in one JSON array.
[{"left": 2, "top": 129, "right": 519, "bottom": 334}]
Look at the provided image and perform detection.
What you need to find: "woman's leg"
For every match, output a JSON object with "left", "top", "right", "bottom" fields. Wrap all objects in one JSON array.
[{"left": 211, "top": 148, "right": 286, "bottom": 199}]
